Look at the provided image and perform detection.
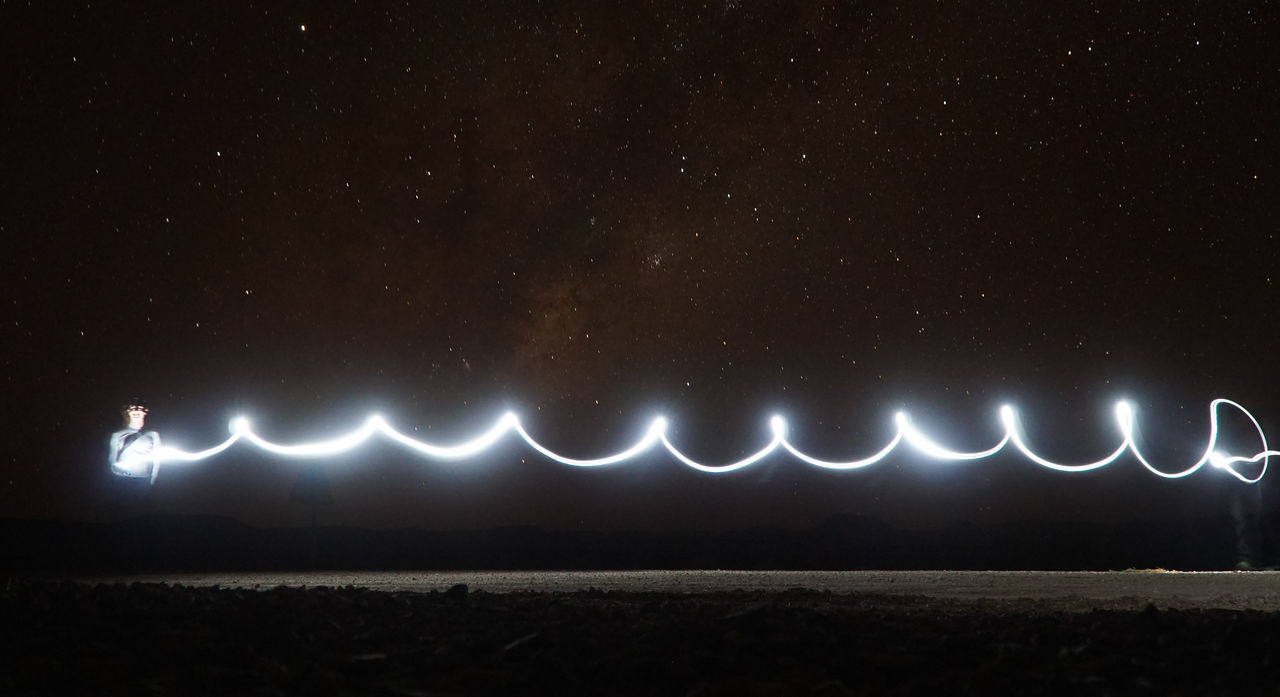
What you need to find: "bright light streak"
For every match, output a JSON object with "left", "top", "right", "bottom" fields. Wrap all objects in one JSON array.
[
  {"left": 377, "top": 412, "right": 518, "bottom": 459},
  {"left": 1000, "top": 404, "right": 1130, "bottom": 473},
  {"left": 659, "top": 415, "right": 784, "bottom": 473},
  {"left": 897, "top": 411, "right": 1010, "bottom": 461},
  {"left": 510, "top": 415, "right": 668, "bottom": 467},
  {"left": 121, "top": 399, "right": 1277, "bottom": 485}
]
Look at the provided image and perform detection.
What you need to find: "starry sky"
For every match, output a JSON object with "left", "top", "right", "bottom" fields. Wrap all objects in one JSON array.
[{"left": 4, "top": 1, "right": 1275, "bottom": 530}]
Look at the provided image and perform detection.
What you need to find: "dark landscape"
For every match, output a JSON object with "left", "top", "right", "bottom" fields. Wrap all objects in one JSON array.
[
  {"left": 6, "top": 0, "right": 1276, "bottom": 693},
  {"left": 7, "top": 515, "right": 1280, "bottom": 695},
  {"left": 6, "top": 574, "right": 1280, "bottom": 696}
]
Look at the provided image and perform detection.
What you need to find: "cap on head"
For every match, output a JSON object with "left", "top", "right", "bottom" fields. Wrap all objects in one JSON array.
[{"left": 123, "top": 398, "right": 149, "bottom": 414}]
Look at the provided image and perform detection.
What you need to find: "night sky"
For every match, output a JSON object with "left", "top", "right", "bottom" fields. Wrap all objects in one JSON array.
[{"left": 4, "top": 1, "right": 1275, "bottom": 531}]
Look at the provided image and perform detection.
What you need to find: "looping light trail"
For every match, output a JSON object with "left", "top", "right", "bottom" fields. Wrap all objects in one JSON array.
[{"left": 122, "top": 399, "right": 1277, "bottom": 485}]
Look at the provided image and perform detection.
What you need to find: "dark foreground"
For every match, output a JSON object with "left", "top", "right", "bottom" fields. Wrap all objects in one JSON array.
[{"left": 5, "top": 579, "right": 1280, "bottom": 696}]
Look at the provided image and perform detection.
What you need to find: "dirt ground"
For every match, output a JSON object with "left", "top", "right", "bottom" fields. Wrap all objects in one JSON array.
[
  {"left": 7, "top": 571, "right": 1280, "bottom": 695},
  {"left": 85, "top": 569, "right": 1280, "bottom": 611}
]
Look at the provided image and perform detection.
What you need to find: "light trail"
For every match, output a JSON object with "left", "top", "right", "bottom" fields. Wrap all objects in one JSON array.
[{"left": 119, "top": 399, "right": 1277, "bottom": 484}]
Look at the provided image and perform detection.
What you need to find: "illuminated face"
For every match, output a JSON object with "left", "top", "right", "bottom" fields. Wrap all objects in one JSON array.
[{"left": 126, "top": 407, "right": 147, "bottom": 429}]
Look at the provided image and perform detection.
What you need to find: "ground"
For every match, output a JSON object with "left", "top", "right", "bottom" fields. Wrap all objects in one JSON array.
[{"left": 5, "top": 571, "right": 1280, "bottom": 695}]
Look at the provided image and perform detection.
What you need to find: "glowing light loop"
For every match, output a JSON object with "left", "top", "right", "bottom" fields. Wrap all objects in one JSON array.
[{"left": 117, "top": 399, "right": 1277, "bottom": 485}]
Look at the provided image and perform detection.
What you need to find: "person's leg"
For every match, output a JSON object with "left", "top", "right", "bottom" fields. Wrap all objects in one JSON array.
[{"left": 1229, "top": 484, "right": 1263, "bottom": 569}]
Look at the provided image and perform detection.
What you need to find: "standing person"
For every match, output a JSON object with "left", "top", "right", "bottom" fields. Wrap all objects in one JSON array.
[
  {"left": 108, "top": 399, "right": 161, "bottom": 484},
  {"left": 290, "top": 465, "right": 335, "bottom": 569},
  {"left": 1219, "top": 451, "right": 1273, "bottom": 570},
  {"left": 1228, "top": 479, "right": 1266, "bottom": 570}
]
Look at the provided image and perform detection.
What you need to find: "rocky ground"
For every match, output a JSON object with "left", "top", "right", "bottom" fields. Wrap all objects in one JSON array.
[{"left": 4, "top": 577, "right": 1280, "bottom": 696}]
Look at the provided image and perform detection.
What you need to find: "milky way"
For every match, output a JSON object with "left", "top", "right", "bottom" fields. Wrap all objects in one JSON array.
[{"left": 4, "top": 1, "right": 1274, "bottom": 527}]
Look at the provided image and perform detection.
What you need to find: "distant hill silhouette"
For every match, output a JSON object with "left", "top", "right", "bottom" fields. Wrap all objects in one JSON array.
[{"left": 0, "top": 513, "right": 1243, "bottom": 573}]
